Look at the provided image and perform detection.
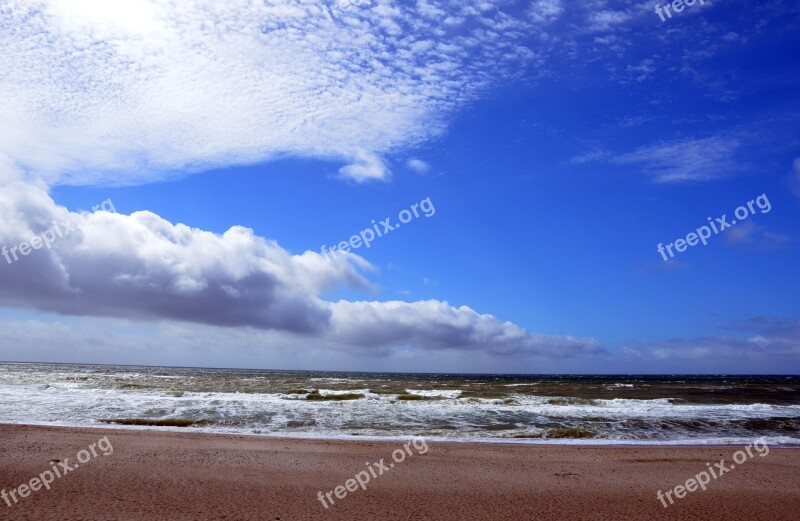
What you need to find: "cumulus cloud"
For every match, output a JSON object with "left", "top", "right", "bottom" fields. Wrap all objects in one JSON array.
[
  {"left": 329, "top": 300, "right": 603, "bottom": 356},
  {"left": 0, "top": 181, "right": 600, "bottom": 357},
  {"left": 0, "top": 0, "right": 542, "bottom": 184},
  {"left": 338, "top": 149, "right": 389, "bottom": 183},
  {"left": 0, "top": 181, "right": 367, "bottom": 332}
]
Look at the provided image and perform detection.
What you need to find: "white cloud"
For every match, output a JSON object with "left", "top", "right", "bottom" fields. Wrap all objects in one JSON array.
[
  {"left": 6, "top": 309, "right": 798, "bottom": 373},
  {"left": 528, "top": 0, "right": 563, "bottom": 24},
  {"left": 723, "top": 221, "right": 789, "bottom": 250},
  {"left": 626, "top": 59, "right": 655, "bottom": 82},
  {"left": 0, "top": 0, "right": 540, "bottom": 184},
  {"left": 586, "top": 9, "right": 632, "bottom": 32},
  {"left": 329, "top": 300, "right": 603, "bottom": 357},
  {"left": 634, "top": 334, "right": 800, "bottom": 364},
  {"left": 570, "top": 149, "right": 609, "bottom": 164},
  {"left": 0, "top": 181, "right": 368, "bottom": 332},
  {"left": 791, "top": 157, "right": 800, "bottom": 198},
  {"left": 406, "top": 158, "right": 430, "bottom": 174},
  {"left": 338, "top": 149, "right": 389, "bottom": 183},
  {"left": 612, "top": 316, "right": 800, "bottom": 372},
  {"left": 0, "top": 181, "right": 601, "bottom": 357},
  {"left": 612, "top": 136, "right": 742, "bottom": 182}
]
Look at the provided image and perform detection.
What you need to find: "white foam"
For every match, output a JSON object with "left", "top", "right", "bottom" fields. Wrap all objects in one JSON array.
[
  {"left": 405, "top": 389, "right": 463, "bottom": 399},
  {"left": 1, "top": 365, "right": 798, "bottom": 445}
]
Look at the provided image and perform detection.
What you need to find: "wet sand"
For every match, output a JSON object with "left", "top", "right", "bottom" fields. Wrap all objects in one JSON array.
[{"left": 1, "top": 424, "right": 798, "bottom": 520}]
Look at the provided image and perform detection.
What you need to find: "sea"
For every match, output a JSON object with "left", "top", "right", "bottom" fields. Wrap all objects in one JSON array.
[{"left": 1, "top": 362, "right": 798, "bottom": 445}]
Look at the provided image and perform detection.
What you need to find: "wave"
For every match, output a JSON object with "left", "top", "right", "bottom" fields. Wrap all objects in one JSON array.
[
  {"left": 2, "top": 364, "right": 799, "bottom": 444},
  {"left": 99, "top": 418, "right": 213, "bottom": 427},
  {"left": 405, "top": 389, "right": 463, "bottom": 399}
]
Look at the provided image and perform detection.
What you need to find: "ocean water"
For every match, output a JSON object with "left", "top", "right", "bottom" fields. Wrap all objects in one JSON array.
[{"left": 1, "top": 362, "right": 799, "bottom": 445}]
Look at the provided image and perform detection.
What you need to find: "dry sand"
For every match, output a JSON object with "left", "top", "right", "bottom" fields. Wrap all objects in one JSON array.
[{"left": 1, "top": 424, "right": 798, "bottom": 520}]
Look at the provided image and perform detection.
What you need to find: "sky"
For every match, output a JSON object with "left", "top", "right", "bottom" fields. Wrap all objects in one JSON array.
[{"left": 0, "top": 0, "right": 798, "bottom": 373}]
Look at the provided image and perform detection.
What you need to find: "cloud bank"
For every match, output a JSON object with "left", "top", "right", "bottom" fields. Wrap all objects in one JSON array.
[{"left": 0, "top": 182, "right": 601, "bottom": 357}]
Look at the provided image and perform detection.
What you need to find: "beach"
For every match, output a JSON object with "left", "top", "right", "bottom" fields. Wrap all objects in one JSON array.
[{"left": 1, "top": 424, "right": 799, "bottom": 521}]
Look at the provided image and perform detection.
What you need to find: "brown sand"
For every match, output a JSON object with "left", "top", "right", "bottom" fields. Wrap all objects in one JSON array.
[{"left": 1, "top": 424, "right": 798, "bottom": 521}]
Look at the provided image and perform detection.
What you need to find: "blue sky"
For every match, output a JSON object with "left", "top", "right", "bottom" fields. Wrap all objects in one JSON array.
[{"left": 0, "top": 0, "right": 798, "bottom": 373}]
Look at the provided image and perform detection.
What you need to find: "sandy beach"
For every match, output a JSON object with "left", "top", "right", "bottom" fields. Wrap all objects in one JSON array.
[{"left": 0, "top": 424, "right": 798, "bottom": 520}]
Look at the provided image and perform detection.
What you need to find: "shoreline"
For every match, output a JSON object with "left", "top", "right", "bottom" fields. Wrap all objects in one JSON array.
[
  {"left": 2, "top": 421, "right": 799, "bottom": 448},
  {"left": 2, "top": 423, "right": 799, "bottom": 520}
]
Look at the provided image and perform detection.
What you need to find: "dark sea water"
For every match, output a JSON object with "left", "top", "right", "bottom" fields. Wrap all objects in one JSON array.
[{"left": 1, "top": 363, "right": 799, "bottom": 444}]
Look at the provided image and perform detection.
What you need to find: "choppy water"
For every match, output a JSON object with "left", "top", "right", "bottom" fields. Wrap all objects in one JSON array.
[{"left": 1, "top": 363, "right": 799, "bottom": 445}]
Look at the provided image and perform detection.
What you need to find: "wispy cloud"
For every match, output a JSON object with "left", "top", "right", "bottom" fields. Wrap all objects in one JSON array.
[
  {"left": 0, "top": 0, "right": 542, "bottom": 184},
  {"left": 723, "top": 221, "right": 790, "bottom": 250},
  {"left": 614, "top": 315, "right": 800, "bottom": 372},
  {"left": 527, "top": 0, "right": 564, "bottom": 24},
  {"left": 791, "top": 157, "right": 800, "bottom": 198},
  {"left": 586, "top": 9, "right": 633, "bottom": 32},
  {"left": 611, "top": 136, "right": 742, "bottom": 182},
  {"left": 406, "top": 158, "right": 431, "bottom": 174},
  {"left": 570, "top": 149, "right": 609, "bottom": 164},
  {"left": 638, "top": 334, "right": 800, "bottom": 363},
  {"left": 625, "top": 59, "right": 656, "bottom": 82}
]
